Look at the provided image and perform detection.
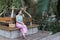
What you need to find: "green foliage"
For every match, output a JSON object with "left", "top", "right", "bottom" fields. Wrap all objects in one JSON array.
[
  {"left": 9, "top": 0, "right": 22, "bottom": 9},
  {"left": 38, "top": 21, "right": 60, "bottom": 34},
  {"left": 0, "top": 0, "right": 22, "bottom": 13},
  {"left": 36, "top": 0, "right": 50, "bottom": 19},
  {"left": 45, "top": 22, "right": 60, "bottom": 34},
  {"left": 0, "top": 0, "right": 7, "bottom": 13}
]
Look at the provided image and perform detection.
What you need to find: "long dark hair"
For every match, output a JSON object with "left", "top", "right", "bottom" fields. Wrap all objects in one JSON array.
[{"left": 16, "top": 9, "right": 21, "bottom": 15}]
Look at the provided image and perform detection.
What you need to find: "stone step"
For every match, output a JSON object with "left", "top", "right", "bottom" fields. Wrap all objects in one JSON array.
[
  {"left": 40, "top": 32, "right": 60, "bottom": 40},
  {"left": 0, "top": 27, "right": 38, "bottom": 38},
  {"left": 0, "top": 31, "right": 51, "bottom": 40}
]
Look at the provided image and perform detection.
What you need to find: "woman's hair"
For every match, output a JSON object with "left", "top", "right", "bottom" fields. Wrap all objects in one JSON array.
[{"left": 16, "top": 9, "right": 21, "bottom": 15}]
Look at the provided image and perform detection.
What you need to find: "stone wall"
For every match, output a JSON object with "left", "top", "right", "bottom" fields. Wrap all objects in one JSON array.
[{"left": 0, "top": 27, "right": 38, "bottom": 38}]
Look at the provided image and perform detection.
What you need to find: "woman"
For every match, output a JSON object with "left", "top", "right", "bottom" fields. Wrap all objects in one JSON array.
[{"left": 16, "top": 9, "right": 27, "bottom": 39}]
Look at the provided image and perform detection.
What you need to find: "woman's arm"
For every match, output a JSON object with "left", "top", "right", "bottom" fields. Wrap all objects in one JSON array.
[
  {"left": 16, "top": 15, "right": 18, "bottom": 22},
  {"left": 22, "top": 14, "right": 25, "bottom": 17}
]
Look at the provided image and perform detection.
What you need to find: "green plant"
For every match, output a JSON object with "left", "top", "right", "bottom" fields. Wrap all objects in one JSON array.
[{"left": 44, "top": 21, "right": 60, "bottom": 34}]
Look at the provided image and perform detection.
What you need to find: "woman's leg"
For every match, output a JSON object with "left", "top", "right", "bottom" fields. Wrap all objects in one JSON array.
[
  {"left": 23, "top": 25, "right": 28, "bottom": 33},
  {"left": 16, "top": 22, "right": 27, "bottom": 38},
  {"left": 21, "top": 24, "right": 27, "bottom": 39},
  {"left": 20, "top": 28, "right": 26, "bottom": 39},
  {"left": 16, "top": 22, "right": 23, "bottom": 28}
]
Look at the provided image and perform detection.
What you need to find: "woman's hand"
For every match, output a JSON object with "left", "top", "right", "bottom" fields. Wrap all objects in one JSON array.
[{"left": 20, "top": 22, "right": 24, "bottom": 25}]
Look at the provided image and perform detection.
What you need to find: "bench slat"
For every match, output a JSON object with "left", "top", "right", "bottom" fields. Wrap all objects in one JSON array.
[{"left": 0, "top": 24, "right": 39, "bottom": 31}]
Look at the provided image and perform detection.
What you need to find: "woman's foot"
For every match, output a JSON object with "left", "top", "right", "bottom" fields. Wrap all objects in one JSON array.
[{"left": 22, "top": 35, "right": 26, "bottom": 39}]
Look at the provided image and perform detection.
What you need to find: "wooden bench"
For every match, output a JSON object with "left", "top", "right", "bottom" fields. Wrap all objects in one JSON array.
[
  {"left": 0, "top": 17, "right": 14, "bottom": 23},
  {"left": 0, "top": 17, "right": 32, "bottom": 26},
  {"left": 0, "top": 17, "right": 39, "bottom": 31},
  {"left": 0, "top": 17, "right": 32, "bottom": 23}
]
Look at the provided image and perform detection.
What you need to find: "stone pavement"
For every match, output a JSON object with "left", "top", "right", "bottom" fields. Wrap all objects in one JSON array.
[
  {"left": 0, "top": 31, "right": 51, "bottom": 40},
  {"left": 40, "top": 32, "right": 60, "bottom": 40}
]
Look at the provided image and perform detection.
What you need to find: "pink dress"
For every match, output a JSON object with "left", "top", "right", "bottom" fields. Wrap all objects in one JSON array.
[{"left": 16, "top": 22, "right": 27, "bottom": 34}]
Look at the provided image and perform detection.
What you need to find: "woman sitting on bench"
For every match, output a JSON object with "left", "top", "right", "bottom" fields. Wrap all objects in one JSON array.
[{"left": 16, "top": 9, "right": 27, "bottom": 39}]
